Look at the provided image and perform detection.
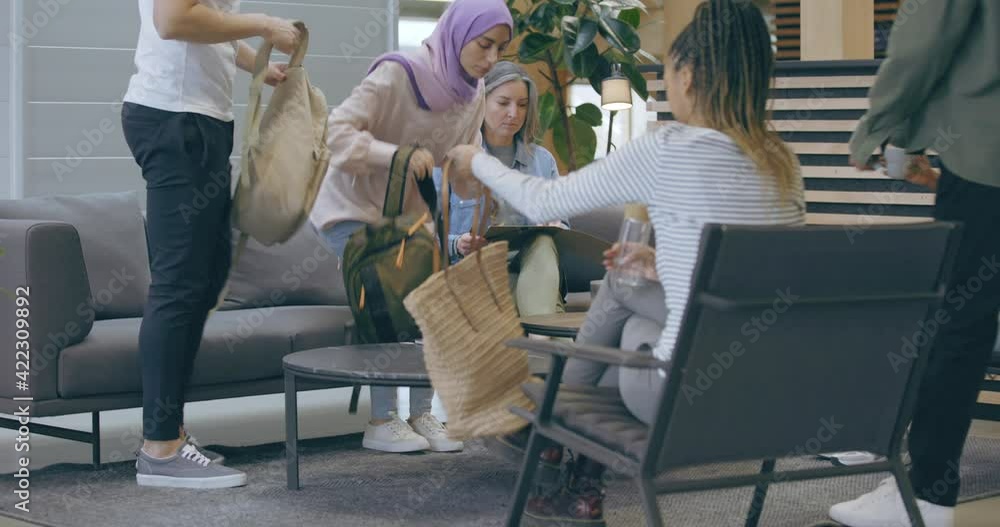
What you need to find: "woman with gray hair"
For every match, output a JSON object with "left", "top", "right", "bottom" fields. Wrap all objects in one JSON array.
[{"left": 434, "top": 60, "right": 568, "bottom": 319}]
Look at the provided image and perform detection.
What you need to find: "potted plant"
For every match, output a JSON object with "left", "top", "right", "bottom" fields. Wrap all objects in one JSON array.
[{"left": 509, "top": 0, "right": 657, "bottom": 170}]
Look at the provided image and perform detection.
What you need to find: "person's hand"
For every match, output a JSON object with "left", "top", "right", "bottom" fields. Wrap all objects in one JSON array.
[
  {"left": 853, "top": 154, "right": 880, "bottom": 171},
  {"left": 904, "top": 155, "right": 939, "bottom": 191},
  {"left": 541, "top": 220, "right": 567, "bottom": 229},
  {"left": 264, "top": 17, "right": 301, "bottom": 55},
  {"left": 444, "top": 144, "right": 485, "bottom": 199},
  {"left": 456, "top": 233, "right": 488, "bottom": 256},
  {"left": 602, "top": 243, "right": 622, "bottom": 270},
  {"left": 264, "top": 63, "right": 289, "bottom": 86},
  {"left": 603, "top": 243, "right": 657, "bottom": 281},
  {"left": 406, "top": 147, "right": 435, "bottom": 181}
]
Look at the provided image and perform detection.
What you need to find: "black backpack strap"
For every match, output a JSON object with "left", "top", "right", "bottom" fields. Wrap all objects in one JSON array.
[
  {"left": 360, "top": 265, "right": 398, "bottom": 343},
  {"left": 383, "top": 145, "right": 439, "bottom": 218}
]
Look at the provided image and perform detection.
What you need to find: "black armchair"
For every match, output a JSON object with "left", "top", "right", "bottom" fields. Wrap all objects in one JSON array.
[{"left": 504, "top": 222, "right": 962, "bottom": 527}]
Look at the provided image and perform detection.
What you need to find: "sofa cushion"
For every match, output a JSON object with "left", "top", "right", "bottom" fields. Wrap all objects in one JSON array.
[
  {"left": 221, "top": 223, "right": 347, "bottom": 310},
  {"left": 0, "top": 191, "right": 151, "bottom": 319},
  {"left": 58, "top": 305, "right": 353, "bottom": 398},
  {"left": 568, "top": 205, "right": 625, "bottom": 244}
]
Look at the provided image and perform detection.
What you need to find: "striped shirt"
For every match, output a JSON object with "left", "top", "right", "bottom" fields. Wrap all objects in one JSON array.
[{"left": 470, "top": 123, "right": 807, "bottom": 363}]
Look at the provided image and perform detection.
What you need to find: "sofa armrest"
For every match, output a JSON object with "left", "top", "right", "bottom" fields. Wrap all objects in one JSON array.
[{"left": 1, "top": 220, "right": 94, "bottom": 400}]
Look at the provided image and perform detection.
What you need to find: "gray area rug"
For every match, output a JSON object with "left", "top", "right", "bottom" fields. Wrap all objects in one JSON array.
[{"left": 2, "top": 434, "right": 998, "bottom": 527}]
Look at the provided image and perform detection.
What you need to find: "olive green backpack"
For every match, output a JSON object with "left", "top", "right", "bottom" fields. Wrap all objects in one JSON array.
[{"left": 341, "top": 145, "right": 443, "bottom": 344}]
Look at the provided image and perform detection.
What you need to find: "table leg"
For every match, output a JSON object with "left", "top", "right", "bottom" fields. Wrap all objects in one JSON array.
[{"left": 285, "top": 370, "right": 300, "bottom": 490}]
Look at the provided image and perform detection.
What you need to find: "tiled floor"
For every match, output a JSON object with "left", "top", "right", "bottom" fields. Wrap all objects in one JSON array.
[{"left": 1, "top": 399, "right": 998, "bottom": 526}]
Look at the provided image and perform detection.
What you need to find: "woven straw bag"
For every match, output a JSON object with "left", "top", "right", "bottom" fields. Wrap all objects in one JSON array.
[{"left": 402, "top": 162, "right": 539, "bottom": 440}]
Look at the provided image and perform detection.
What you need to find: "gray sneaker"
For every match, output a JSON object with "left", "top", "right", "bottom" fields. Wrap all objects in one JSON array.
[
  {"left": 136, "top": 444, "right": 247, "bottom": 489},
  {"left": 183, "top": 432, "right": 225, "bottom": 464}
]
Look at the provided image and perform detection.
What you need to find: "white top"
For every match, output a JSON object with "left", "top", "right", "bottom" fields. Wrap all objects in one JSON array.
[
  {"left": 471, "top": 123, "right": 807, "bottom": 364},
  {"left": 123, "top": 0, "right": 241, "bottom": 122}
]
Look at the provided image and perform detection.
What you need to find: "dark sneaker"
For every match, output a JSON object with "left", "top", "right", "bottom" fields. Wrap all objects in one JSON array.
[
  {"left": 523, "top": 454, "right": 607, "bottom": 527},
  {"left": 136, "top": 444, "right": 247, "bottom": 489},
  {"left": 485, "top": 426, "right": 564, "bottom": 487},
  {"left": 183, "top": 431, "right": 225, "bottom": 464}
]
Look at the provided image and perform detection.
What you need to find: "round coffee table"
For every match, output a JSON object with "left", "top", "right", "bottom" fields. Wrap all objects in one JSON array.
[
  {"left": 283, "top": 343, "right": 549, "bottom": 490},
  {"left": 520, "top": 312, "right": 589, "bottom": 339}
]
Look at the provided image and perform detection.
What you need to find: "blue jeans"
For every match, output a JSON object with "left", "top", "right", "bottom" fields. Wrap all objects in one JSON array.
[{"left": 315, "top": 221, "right": 434, "bottom": 421}]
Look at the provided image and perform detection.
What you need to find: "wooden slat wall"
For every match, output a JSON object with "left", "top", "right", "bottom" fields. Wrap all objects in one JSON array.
[
  {"left": 772, "top": 1, "right": 802, "bottom": 60},
  {"left": 770, "top": 1, "right": 899, "bottom": 61},
  {"left": 640, "top": 61, "right": 936, "bottom": 227}
]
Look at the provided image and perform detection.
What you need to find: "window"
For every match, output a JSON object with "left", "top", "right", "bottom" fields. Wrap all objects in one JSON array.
[
  {"left": 398, "top": 16, "right": 437, "bottom": 51},
  {"left": 567, "top": 83, "right": 649, "bottom": 159}
]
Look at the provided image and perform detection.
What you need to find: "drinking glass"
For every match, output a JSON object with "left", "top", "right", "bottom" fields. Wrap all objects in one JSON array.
[{"left": 614, "top": 218, "right": 652, "bottom": 287}]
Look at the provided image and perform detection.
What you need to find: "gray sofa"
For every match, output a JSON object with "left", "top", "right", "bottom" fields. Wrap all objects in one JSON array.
[
  {"left": 0, "top": 191, "right": 354, "bottom": 465},
  {"left": 0, "top": 191, "right": 627, "bottom": 465}
]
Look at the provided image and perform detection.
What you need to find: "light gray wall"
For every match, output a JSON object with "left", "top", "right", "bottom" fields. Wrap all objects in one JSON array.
[
  {"left": 15, "top": 0, "right": 397, "bottom": 200},
  {"left": 1, "top": 4, "right": 11, "bottom": 200}
]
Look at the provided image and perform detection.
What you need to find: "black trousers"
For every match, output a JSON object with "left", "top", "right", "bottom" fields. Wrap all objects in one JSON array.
[
  {"left": 909, "top": 165, "right": 1000, "bottom": 505},
  {"left": 121, "top": 102, "right": 234, "bottom": 441}
]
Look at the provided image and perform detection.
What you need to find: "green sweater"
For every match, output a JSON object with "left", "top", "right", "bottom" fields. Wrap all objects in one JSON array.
[{"left": 849, "top": 0, "right": 1000, "bottom": 188}]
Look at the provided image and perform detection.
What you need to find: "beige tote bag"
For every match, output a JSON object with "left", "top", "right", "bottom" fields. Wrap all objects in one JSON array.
[
  {"left": 232, "top": 21, "right": 331, "bottom": 247},
  {"left": 403, "top": 163, "right": 540, "bottom": 440}
]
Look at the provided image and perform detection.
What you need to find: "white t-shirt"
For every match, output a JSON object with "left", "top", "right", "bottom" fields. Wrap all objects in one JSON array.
[{"left": 123, "top": 0, "right": 241, "bottom": 122}]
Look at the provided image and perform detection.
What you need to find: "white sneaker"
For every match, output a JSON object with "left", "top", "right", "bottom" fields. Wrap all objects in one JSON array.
[
  {"left": 829, "top": 477, "right": 955, "bottom": 527},
  {"left": 362, "top": 413, "right": 430, "bottom": 453},
  {"left": 409, "top": 412, "right": 464, "bottom": 452}
]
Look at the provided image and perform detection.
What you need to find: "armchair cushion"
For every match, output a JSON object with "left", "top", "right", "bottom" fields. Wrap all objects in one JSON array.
[
  {"left": 0, "top": 191, "right": 150, "bottom": 320},
  {"left": 522, "top": 382, "right": 648, "bottom": 459}
]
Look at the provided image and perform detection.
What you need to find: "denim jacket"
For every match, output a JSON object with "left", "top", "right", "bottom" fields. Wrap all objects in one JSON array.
[{"left": 433, "top": 140, "right": 564, "bottom": 262}]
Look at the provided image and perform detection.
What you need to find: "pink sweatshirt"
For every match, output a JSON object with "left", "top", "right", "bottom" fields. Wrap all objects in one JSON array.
[{"left": 308, "top": 60, "right": 485, "bottom": 231}]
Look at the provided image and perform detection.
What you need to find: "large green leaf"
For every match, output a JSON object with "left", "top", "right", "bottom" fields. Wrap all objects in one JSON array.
[
  {"left": 587, "top": 54, "right": 613, "bottom": 94},
  {"left": 556, "top": 2, "right": 578, "bottom": 17},
  {"left": 591, "top": 0, "right": 647, "bottom": 11},
  {"left": 575, "top": 103, "right": 603, "bottom": 127},
  {"left": 518, "top": 33, "right": 559, "bottom": 64},
  {"left": 528, "top": 3, "right": 558, "bottom": 34},
  {"left": 553, "top": 114, "right": 598, "bottom": 168},
  {"left": 537, "top": 92, "right": 558, "bottom": 135},
  {"left": 598, "top": 16, "right": 641, "bottom": 54},
  {"left": 601, "top": 47, "right": 635, "bottom": 65},
  {"left": 569, "top": 18, "right": 599, "bottom": 56},
  {"left": 569, "top": 43, "right": 600, "bottom": 78},
  {"left": 552, "top": 0, "right": 577, "bottom": 4},
  {"left": 618, "top": 8, "right": 641, "bottom": 29}
]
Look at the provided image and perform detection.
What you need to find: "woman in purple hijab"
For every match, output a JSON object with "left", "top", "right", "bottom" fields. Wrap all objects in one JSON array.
[{"left": 308, "top": 0, "right": 512, "bottom": 455}]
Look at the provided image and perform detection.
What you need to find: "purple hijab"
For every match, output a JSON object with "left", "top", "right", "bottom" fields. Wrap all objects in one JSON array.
[{"left": 369, "top": 0, "right": 513, "bottom": 112}]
